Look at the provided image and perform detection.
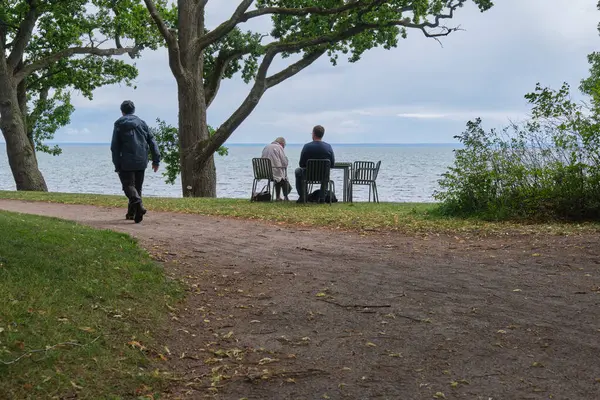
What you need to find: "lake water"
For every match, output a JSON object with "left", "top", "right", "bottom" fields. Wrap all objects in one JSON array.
[{"left": 0, "top": 144, "right": 458, "bottom": 202}]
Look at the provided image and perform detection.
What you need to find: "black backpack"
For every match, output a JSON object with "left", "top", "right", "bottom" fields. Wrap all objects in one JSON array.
[{"left": 307, "top": 189, "right": 338, "bottom": 203}]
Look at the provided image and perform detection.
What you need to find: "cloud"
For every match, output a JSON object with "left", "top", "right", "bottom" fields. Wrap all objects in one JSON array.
[
  {"left": 396, "top": 110, "right": 527, "bottom": 122},
  {"left": 64, "top": 127, "right": 92, "bottom": 136}
]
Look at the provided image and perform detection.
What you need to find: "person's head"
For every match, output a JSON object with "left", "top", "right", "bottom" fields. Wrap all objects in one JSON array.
[
  {"left": 120, "top": 100, "right": 135, "bottom": 116},
  {"left": 312, "top": 125, "right": 325, "bottom": 141},
  {"left": 274, "top": 137, "right": 286, "bottom": 148}
]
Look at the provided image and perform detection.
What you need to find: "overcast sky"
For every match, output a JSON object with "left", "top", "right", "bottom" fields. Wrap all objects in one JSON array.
[{"left": 35, "top": 0, "right": 600, "bottom": 144}]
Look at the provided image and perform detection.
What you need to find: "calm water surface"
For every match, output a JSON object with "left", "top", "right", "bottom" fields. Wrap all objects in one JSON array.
[{"left": 0, "top": 144, "right": 457, "bottom": 202}]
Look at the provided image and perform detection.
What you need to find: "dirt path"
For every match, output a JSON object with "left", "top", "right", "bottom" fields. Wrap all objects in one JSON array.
[{"left": 1, "top": 199, "right": 599, "bottom": 400}]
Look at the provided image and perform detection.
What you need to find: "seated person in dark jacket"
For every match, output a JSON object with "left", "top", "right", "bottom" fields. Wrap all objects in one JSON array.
[
  {"left": 295, "top": 125, "right": 335, "bottom": 202},
  {"left": 111, "top": 100, "right": 161, "bottom": 223}
]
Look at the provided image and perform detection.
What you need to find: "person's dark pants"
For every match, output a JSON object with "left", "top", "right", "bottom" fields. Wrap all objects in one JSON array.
[
  {"left": 295, "top": 168, "right": 306, "bottom": 201},
  {"left": 119, "top": 170, "right": 145, "bottom": 215},
  {"left": 275, "top": 179, "right": 292, "bottom": 199}
]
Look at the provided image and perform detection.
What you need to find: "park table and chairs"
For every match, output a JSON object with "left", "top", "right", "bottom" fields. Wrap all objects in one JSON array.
[{"left": 251, "top": 158, "right": 381, "bottom": 203}]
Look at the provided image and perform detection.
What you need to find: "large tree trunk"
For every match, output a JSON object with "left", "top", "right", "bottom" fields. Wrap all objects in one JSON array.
[
  {"left": 0, "top": 71, "right": 47, "bottom": 191},
  {"left": 174, "top": 1, "right": 216, "bottom": 197},
  {"left": 177, "top": 79, "right": 216, "bottom": 197}
]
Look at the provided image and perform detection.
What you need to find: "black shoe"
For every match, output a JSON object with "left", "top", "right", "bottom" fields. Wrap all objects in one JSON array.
[
  {"left": 134, "top": 203, "right": 145, "bottom": 223},
  {"left": 126, "top": 204, "right": 135, "bottom": 220}
]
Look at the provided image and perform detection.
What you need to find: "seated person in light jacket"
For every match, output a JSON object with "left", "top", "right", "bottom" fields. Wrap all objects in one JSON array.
[
  {"left": 261, "top": 137, "right": 291, "bottom": 201},
  {"left": 295, "top": 125, "right": 335, "bottom": 202}
]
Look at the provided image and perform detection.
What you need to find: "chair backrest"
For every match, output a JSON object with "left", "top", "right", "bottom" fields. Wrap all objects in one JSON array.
[
  {"left": 373, "top": 161, "right": 382, "bottom": 180},
  {"left": 353, "top": 161, "right": 376, "bottom": 182},
  {"left": 305, "top": 159, "right": 331, "bottom": 184},
  {"left": 252, "top": 158, "right": 274, "bottom": 180}
]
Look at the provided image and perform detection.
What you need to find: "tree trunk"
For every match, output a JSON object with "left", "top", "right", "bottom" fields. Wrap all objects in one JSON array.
[
  {"left": 177, "top": 75, "right": 217, "bottom": 197},
  {"left": 174, "top": 2, "right": 216, "bottom": 197},
  {"left": 17, "top": 74, "right": 37, "bottom": 154},
  {"left": 0, "top": 71, "right": 47, "bottom": 191}
]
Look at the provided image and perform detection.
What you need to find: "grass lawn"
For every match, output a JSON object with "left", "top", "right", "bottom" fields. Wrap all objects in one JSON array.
[
  {"left": 0, "top": 211, "right": 181, "bottom": 399},
  {"left": 0, "top": 190, "right": 599, "bottom": 235}
]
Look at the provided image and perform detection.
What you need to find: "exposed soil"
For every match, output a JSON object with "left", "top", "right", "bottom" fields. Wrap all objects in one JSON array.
[{"left": 1, "top": 199, "right": 599, "bottom": 400}]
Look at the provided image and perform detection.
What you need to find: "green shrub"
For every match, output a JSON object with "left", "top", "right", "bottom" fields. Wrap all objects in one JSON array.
[
  {"left": 435, "top": 81, "right": 600, "bottom": 221},
  {"left": 150, "top": 118, "right": 228, "bottom": 185}
]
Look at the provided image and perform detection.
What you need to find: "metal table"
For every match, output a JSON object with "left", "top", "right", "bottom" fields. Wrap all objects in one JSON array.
[{"left": 331, "top": 162, "right": 352, "bottom": 202}]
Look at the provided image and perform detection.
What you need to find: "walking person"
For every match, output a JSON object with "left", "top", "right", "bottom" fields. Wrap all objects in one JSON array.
[{"left": 110, "top": 100, "right": 160, "bottom": 223}]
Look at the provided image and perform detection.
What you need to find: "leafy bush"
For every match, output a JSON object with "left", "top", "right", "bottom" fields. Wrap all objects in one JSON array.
[
  {"left": 435, "top": 79, "right": 600, "bottom": 221},
  {"left": 150, "top": 119, "right": 228, "bottom": 185}
]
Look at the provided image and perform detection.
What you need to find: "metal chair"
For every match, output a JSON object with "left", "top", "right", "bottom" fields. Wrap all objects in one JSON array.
[
  {"left": 350, "top": 161, "right": 381, "bottom": 203},
  {"left": 302, "top": 159, "right": 335, "bottom": 205},
  {"left": 251, "top": 158, "right": 274, "bottom": 201}
]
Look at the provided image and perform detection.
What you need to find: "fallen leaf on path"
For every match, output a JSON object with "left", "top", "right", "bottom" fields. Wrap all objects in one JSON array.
[
  {"left": 128, "top": 341, "right": 147, "bottom": 351},
  {"left": 366, "top": 342, "right": 377, "bottom": 347},
  {"left": 316, "top": 292, "right": 327, "bottom": 297},
  {"left": 258, "top": 357, "right": 278, "bottom": 365},
  {"left": 512, "top": 289, "right": 522, "bottom": 292},
  {"left": 433, "top": 392, "right": 446, "bottom": 399},
  {"left": 532, "top": 362, "right": 544, "bottom": 368}
]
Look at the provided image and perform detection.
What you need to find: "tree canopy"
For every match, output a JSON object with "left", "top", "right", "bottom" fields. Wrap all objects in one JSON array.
[{"left": 0, "top": 0, "right": 173, "bottom": 154}]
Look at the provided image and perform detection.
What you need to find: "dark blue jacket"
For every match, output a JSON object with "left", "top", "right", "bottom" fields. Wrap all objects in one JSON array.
[
  {"left": 299, "top": 140, "right": 335, "bottom": 168},
  {"left": 111, "top": 114, "right": 160, "bottom": 172}
]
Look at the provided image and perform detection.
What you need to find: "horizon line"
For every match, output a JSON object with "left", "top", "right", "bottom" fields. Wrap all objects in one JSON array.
[{"left": 0, "top": 142, "right": 462, "bottom": 146}]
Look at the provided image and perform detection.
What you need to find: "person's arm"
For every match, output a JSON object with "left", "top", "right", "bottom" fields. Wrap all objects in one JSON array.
[
  {"left": 143, "top": 121, "right": 161, "bottom": 168},
  {"left": 278, "top": 147, "right": 288, "bottom": 169},
  {"left": 110, "top": 124, "right": 121, "bottom": 172},
  {"left": 329, "top": 145, "right": 335, "bottom": 167},
  {"left": 299, "top": 145, "right": 308, "bottom": 168}
]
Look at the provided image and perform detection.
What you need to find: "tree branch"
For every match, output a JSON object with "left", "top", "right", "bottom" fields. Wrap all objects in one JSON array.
[
  {"left": 194, "top": 0, "right": 254, "bottom": 53},
  {"left": 204, "top": 49, "right": 249, "bottom": 108},
  {"left": 13, "top": 46, "right": 139, "bottom": 83},
  {"left": 142, "top": 0, "right": 174, "bottom": 43},
  {"left": 194, "top": 47, "right": 276, "bottom": 162},
  {"left": 265, "top": 50, "right": 324, "bottom": 89},
  {"left": 7, "top": 0, "right": 39, "bottom": 70},
  {"left": 199, "top": 48, "right": 324, "bottom": 163},
  {"left": 197, "top": 0, "right": 373, "bottom": 51},
  {"left": 142, "top": 0, "right": 186, "bottom": 80}
]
